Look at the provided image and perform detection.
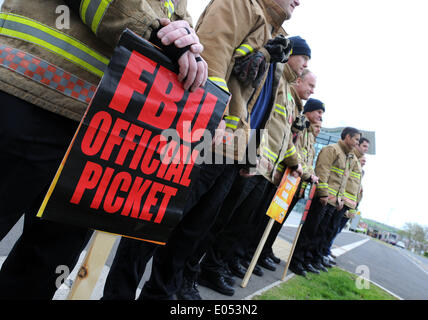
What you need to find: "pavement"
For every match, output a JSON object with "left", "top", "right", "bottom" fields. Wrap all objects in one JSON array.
[{"left": 0, "top": 210, "right": 405, "bottom": 300}]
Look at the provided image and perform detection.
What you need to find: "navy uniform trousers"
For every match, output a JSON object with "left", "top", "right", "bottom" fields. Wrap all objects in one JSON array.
[
  {"left": 0, "top": 92, "right": 93, "bottom": 299},
  {"left": 102, "top": 161, "right": 240, "bottom": 299}
]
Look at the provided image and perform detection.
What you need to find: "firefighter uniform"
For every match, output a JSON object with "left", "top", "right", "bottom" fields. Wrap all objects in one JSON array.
[
  {"left": 325, "top": 147, "right": 364, "bottom": 254},
  {"left": 290, "top": 139, "right": 355, "bottom": 274},
  {"left": 177, "top": 58, "right": 301, "bottom": 297},
  {"left": 0, "top": 0, "right": 192, "bottom": 299},
  {"left": 258, "top": 118, "right": 318, "bottom": 262},
  {"left": 139, "top": 0, "right": 299, "bottom": 300}
]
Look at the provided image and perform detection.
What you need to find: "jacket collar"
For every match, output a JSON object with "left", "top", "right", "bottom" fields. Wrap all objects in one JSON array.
[
  {"left": 353, "top": 147, "right": 363, "bottom": 159},
  {"left": 338, "top": 140, "right": 353, "bottom": 155},
  {"left": 258, "top": 0, "right": 289, "bottom": 32},
  {"left": 290, "top": 86, "right": 303, "bottom": 112},
  {"left": 284, "top": 63, "right": 298, "bottom": 83}
]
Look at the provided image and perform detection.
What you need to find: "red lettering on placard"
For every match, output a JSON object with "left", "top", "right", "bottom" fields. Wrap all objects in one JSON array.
[
  {"left": 129, "top": 128, "right": 152, "bottom": 170},
  {"left": 90, "top": 167, "right": 115, "bottom": 209},
  {"left": 137, "top": 64, "right": 182, "bottom": 129},
  {"left": 140, "top": 135, "right": 166, "bottom": 175},
  {"left": 103, "top": 171, "right": 132, "bottom": 213},
  {"left": 81, "top": 111, "right": 112, "bottom": 156},
  {"left": 140, "top": 182, "right": 164, "bottom": 221},
  {"left": 101, "top": 118, "right": 130, "bottom": 161},
  {"left": 154, "top": 185, "right": 177, "bottom": 223},
  {"left": 70, "top": 161, "right": 103, "bottom": 204},
  {"left": 121, "top": 177, "right": 153, "bottom": 218},
  {"left": 176, "top": 90, "right": 217, "bottom": 142},
  {"left": 108, "top": 50, "right": 156, "bottom": 114},
  {"left": 116, "top": 124, "right": 144, "bottom": 166}
]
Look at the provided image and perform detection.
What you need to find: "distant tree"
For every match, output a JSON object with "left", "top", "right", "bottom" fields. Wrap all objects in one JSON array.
[{"left": 403, "top": 222, "right": 428, "bottom": 250}]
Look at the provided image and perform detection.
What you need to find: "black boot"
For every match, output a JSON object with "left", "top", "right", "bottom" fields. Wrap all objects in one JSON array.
[
  {"left": 304, "top": 263, "right": 320, "bottom": 274},
  {"left": 258, "top": 256, "right": 277, "bottom": 271},
  {"left": 288, "top": 261, "right": 307, "bottom": 277},
  {"left": 269, "top": 252, "right": 281, "bottom": 264},
  {"left": 198, "top": 269, "right": 235, "bottom": 296},
  {"left": 228, "top": 256, "right": 247, "bottom": 279},
  {"left": 176, "top": 274, "right": 202, "bottom": 300},
  {"left": 241, "top": 259, "right": 264, "bottom": 277}
]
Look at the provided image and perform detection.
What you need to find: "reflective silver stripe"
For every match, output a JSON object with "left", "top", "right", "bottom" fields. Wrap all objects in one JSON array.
[
  {"left": 208, "top": 76, "right": 229, "bottom": 92},
  {"left": 224, "top": 116, "right": 239, "bottom": 129},
  {"left": 80, "top": 0, "right": 114, "bottom": 34},
  {"left": 235, "top": 44, "right": 253, "bottom": 56},
  {"left": 0, "top": 13, "right": 109, "bottom": 77},
  {"left": 164, "top": 0, "right": 175, "bottom": 18}
]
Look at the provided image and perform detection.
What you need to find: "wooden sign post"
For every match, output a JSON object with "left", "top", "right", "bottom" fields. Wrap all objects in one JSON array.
[
  {"left": 281, "top": 184, "right": 316, "bottom": 280},
  {"left": 241, "top": 168, "right": 300, "bottom": 288},
  {"left": 67, "top": 231, "right": 118, "bottom": 300}
]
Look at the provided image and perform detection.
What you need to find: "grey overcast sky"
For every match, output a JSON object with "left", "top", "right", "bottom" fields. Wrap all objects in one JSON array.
[{"left": 1, "top": 0, "right": 427, "bottom": 229}]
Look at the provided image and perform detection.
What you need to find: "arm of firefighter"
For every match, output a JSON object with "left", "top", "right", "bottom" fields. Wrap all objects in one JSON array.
[
  {"left": 273, "top": 139, "right": 299, "bottom": 183},
  {"left": 314, "top": 146, "right": 335, "bottom": 198},
  {"left": 195, "top": 0, "right": 256, "bottom": 110},
  {"left": 64, "top": 0, "right": 161, "bottom": 47}
]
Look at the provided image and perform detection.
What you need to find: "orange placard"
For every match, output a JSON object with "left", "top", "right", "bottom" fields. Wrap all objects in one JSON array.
[{"left": 266, "top": 168, "right": 301, "bottom": 223}]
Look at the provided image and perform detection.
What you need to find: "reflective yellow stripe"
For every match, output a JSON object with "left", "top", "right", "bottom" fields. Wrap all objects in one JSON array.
[
  {"left": 224, "top": 115, "right": 240, "bottom": 122},
  {"left": 318, "top": 183, "right": 328, "bottom": 189},
  {"left": 328, "top": 187, "right": 338, "bottom": 196},
  {"left": 209, "top": 76, "right": 229, "bottom": 92},
  {"left": 350, "top": 171, "right": 361, "bottom": 179},
  {"left": 264, "top": 147, "right": 278, "bottom": 162},
  {"left": 274, "top": 103, "right": 287, "bottom": 116},
  {"left": 80, "top": 0, "right": 114, "bottom": 34},
  {"left": 282, "top": 146, "right": 296, "bottom": 159},
  {"left": 164, "top": 0, "right": 175, "bottom": 19},
  {"left": 224, "top": 115, "right": 239, "bottom": 129},
  {"left": 344, "top": 192, "right": 358, "bottom": 201},
  {"left": 331, "top": 166, "right": 344, "bottom": 175},
  {"left": 0, "top": 13, "right": 109, "bottom": 77},
  {"left": 235, "top": 44, "right": 254, "bottom": 56}
]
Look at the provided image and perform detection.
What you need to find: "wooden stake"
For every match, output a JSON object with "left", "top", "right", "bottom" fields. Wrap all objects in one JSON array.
[
  {"left": 67, "top": 231, "right": 118, "bottom": 300},
  {"left": 241, "top": 218, "right": 275, "bottom": 288},
  {"left": 282, "top": 184, "right": 317, "bottom": 280},
  {"left": 282, "top": 223, "right": 302, "bottom": 280}
]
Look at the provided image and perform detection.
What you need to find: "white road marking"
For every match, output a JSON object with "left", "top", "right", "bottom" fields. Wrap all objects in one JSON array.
[{"left": 331, "top": 238, "right": 370, "bottom": 257}]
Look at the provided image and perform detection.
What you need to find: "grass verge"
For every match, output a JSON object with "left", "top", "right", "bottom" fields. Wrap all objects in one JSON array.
[{"left": 254, "top": 267, "right": 398, "bottom": 300}]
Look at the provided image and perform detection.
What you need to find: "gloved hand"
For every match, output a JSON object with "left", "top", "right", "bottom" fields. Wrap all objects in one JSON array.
[
  {"left": 233, "top": 51, "right": 267, "bottom": 88},
  {"left": 264, "top": 35, "right": 292, "bottom": 63}
]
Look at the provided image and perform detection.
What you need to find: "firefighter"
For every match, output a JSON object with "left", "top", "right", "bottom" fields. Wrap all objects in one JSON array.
[
  {"left": 289, "top": 127, "right": 361, "bottom": 277},
  {"left": 0, "top": 0, "right": 207, "bottom": 299},
  {"left": 324, "top": 137, "right": 370, "bottom": 262},
  {"left": 255, "top": 97, "right": 324, "bottom": 268},
  {"left": 139, "top": 0, "right": 304, "bottom": 300},
  {"left": 173, "top": 36, "right": 311, "bottom": 299}
]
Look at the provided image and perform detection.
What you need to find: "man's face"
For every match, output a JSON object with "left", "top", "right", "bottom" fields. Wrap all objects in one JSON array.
[
  {"left": 356, "top": 141, "right": 370, "bottom": 155},
  {"left": 312, "top": 122, "right": 322, "bottom": 137},
  {"left": 360, "top": 156, "right": 367, "bottom": 167},
  {"left": 345, "top": 133, "right": 361, "bottom": 149},
  {"left": 305, "top": 109, "right": 323, "bottom": 123},
  {"left": 295, "top": 72, "right": 316, "bottom": 100},
  {"left": 287, "top": 55, "right": 309, "bottom": 76},
  {"left": 273, "top": 0, "right": 300, "bottom": 19}
]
